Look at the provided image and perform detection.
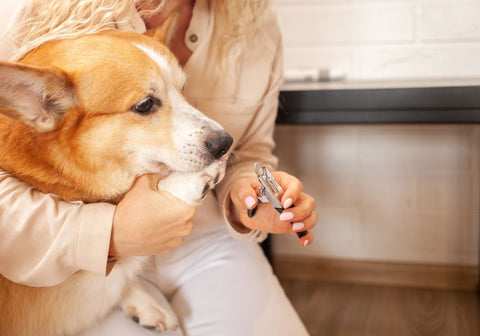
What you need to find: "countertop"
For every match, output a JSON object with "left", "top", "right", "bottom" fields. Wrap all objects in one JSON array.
[{"left": 277, "top": 79, "right": 480, "bottom": 124}]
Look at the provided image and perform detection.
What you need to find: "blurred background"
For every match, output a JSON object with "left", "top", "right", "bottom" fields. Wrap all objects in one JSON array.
[
  {"left": 277, "top": 0, "right": 480, "bottom": 80},
  {"left": 270, "top": 1, "right": 480, "bottom": 335}
]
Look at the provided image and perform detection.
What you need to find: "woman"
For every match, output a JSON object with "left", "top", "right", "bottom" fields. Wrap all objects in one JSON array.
[{"left": 0, "top": 0, "right": 317, "bottom": 335}]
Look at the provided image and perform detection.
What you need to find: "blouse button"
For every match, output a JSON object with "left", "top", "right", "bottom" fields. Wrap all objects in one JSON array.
[{"left": 189, "top": 34, "right": 198, "bottom": 43}]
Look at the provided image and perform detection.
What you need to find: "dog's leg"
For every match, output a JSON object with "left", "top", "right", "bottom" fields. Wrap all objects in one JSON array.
[
  {"left": 117, "top": 163, "right": 225, "bottom": 332},
  {"left": 120, "top": 278, "right": 178, "bottom": 332}
]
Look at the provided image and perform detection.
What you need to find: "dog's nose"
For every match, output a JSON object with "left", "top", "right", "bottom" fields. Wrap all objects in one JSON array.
[{"left": 205, "top": 132, "right": 233, "bottom": 159}]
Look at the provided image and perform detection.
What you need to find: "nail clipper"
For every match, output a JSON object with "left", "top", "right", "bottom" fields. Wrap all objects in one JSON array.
[{"left": 248, "top": 162, "right": 307, "bottom": 238}]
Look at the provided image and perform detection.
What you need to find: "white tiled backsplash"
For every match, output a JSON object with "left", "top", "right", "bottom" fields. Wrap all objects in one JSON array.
[
  {"left": 271, "top": 1, "right": 480, "bottom": 266},
  {"left": 275, "top": 0, "right": 480, "bottom": 80},
  {"left": 272, "top": 125, "right": 480, "bottom": 266}
]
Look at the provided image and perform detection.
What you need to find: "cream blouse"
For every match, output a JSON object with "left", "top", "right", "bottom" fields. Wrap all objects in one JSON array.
[{"left": 0, "top": 0, "right": 282, "bottom": 286}]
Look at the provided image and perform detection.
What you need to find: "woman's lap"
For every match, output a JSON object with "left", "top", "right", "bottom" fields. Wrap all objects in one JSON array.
[{"left": 80, "top": 225, "right": 308, "bottom": 336}]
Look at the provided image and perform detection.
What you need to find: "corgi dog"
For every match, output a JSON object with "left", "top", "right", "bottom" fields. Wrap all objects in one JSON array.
[{"left": 0, "top": 29, "right": 233, "bottom": 335}]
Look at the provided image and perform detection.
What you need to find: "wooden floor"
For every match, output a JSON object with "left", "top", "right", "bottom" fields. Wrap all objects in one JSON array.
[{"left": 279, "top": 278, "right": 480, "bottom": 336}]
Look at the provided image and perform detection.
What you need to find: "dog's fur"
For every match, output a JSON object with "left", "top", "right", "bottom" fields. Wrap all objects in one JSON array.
[{"left": 0, "top": 29, "right": 232, "bottom": 335}]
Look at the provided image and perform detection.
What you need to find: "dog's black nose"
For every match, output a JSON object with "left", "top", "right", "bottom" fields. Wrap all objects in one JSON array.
[{"left": 205, "top": 132, "right": 233, "bottom": 159}]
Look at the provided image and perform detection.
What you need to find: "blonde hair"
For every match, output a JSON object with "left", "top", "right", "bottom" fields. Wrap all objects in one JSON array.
[
  {"left": 211, "top": 0, "right": 275, "bottom": 68},
  {"left": 214, "top": 0, "right": 273, "bottom": 35},
  {"left": 9, "top": 0, "right": 152, "bottom": 60},
  {"left": 8, "top": 0, "right": 275, "bottom": 62}
]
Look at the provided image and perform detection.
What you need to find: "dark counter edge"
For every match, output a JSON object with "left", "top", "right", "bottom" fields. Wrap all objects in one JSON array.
[{"left": 276, "top": 85, "right": 480, "bottom": 124}]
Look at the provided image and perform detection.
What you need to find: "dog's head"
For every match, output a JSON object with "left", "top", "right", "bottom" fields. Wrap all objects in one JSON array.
[{"left": 0, "top": 30, "right": 232, "bottom": 201}]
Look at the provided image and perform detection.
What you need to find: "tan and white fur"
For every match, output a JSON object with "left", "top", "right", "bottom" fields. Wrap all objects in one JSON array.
[{"left": 0, "top": 29, "right": 232, "bottom": 335}]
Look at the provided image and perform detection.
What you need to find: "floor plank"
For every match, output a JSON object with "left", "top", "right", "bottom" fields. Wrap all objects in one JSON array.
[
  {"left": 456, "top": 290, "right": 480, "bottom": 336},
  {"left": 279, "top": 278, "right": 480, "bottom": 336}
]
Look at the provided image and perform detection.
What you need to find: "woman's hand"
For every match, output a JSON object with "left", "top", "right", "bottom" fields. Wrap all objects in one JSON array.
[
  {"left": 229, "top": 171, "right": 317, "bottom": 247},
  {"left": 109, "top": 174, "right": 196, "bottom": 257}
]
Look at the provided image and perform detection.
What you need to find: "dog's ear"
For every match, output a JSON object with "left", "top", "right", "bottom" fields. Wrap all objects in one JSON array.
[{"left": 0, "top": 62, "right": 75, "bottom": 133}]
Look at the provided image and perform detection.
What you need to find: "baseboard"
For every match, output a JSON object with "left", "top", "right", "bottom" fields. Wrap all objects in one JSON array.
[{"left": 273, "top": 255, "right": 479, "bottom": 291}]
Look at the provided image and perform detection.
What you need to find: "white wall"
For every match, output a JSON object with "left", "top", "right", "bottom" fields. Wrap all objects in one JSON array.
[
  {"left": 272, "top": 0, "right": 480, "bottom": 266},
  {"left": 273, "top": 125, "right": 480, "bottom": 266},
  {"left": 276, "top": 0, "right": 480, "bottom": 80}
]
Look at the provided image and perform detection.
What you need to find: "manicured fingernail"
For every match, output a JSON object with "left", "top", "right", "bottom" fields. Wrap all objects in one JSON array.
[
  {"left": 303, "top": 239, "right": 309, "bottom": 247},
  {"left": 279, "top": 212, "right": 294, "bottom": 221},
  {"left": 292, "top": 222, "right": 304, "bottom": 231},
  {"left": 283, "top": 198, "right": 293, "bottom": 209},
  {"left": 245, "top": 196, "right": 256, "bottom": 208}
]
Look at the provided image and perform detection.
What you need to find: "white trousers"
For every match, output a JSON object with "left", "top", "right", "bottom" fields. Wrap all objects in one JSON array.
[{"left": 80, "top": 194, "right": 309, "bottom": 336}]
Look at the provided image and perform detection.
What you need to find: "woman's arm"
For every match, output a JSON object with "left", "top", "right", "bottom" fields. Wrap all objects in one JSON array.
[
  {"left": 215, "top": 22, "right": 284, "bottom": 242},
  {"left": 0, "top": 171, "right": 196, "bottom": 287},
  {"left": 215, "top": 14, "right": 317, "bottom": 244},
  {"left": 0, "top": 169, "right": 115, "bottom": 286}
]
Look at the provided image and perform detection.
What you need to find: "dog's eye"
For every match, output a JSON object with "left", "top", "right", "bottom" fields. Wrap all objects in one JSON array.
[{"left": 132, "top": 97, "right": 158, "bottom": 115}]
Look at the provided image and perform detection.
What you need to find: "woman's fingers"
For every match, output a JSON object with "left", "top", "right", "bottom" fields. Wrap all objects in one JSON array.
[
  {"left": 297, "top": 230, "right": 314, "bottom": 247},
  {"left": 279, "top": 193, "right": 317, "bottom": 224},
  {"left": 272, "top": 171, "right": 303, "bottom": 207},
  {"left": 230, "top": 177, "right": 260, "bottom": 210},
  {"left": 228, "top": 171, "right": 317, "bottom": 248}
]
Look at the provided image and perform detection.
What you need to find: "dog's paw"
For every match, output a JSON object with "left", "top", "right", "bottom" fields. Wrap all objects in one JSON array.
[
  {"left": 157, "top": 160, "right": 226, "bottom": 206},
  {"left": 124, "top": 303, "right": 178, "bottom": 332},
  {"left": 120, "top": 280, "right": 178, "bottom": 332},
  {"left": 199, "top": 160, "right": 226, "bottom": 196}
]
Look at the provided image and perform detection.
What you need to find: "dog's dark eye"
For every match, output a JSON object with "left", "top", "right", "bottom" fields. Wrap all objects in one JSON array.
[
  {"left": 132, "top": 97, "right": 159, "bottom": 115},
  {"left": 135, "top": 98, "right": 154, "bottom": 114}
]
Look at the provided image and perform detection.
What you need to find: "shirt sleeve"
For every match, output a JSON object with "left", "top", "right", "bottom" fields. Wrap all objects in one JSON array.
[
  {"left": 215, "top": 24, "right": 284, "bottom": 243},
  {"left": 0, "top": 169, "right": 115, "bottom": 287}
]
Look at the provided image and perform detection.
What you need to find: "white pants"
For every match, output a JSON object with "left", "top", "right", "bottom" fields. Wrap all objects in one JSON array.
[{"left": 81, "top": 194, "right": 309, "bottom": 336}]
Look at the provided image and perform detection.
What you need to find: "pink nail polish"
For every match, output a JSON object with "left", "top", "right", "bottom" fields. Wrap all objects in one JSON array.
[
  {"left": 303, "top": 239, "right": 309, "bottom": 247},
  {"left": 283, "top": 198, "right": 293, "bottom": 209},
  {"left": 279, "top": 212, "right": 294, "bottom": 221},
  {"left": 292, "top": 222, "right": 304, "bottom": 231},
  {"left": 245, "top": 196, "right": 256, "bottom": 208}
]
